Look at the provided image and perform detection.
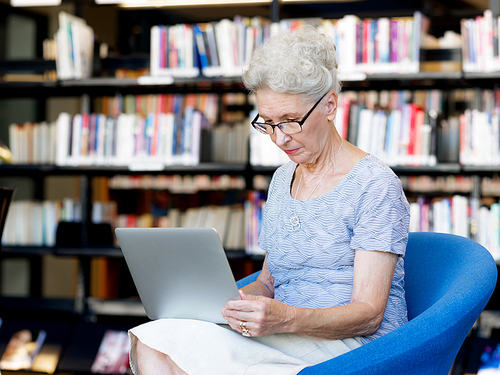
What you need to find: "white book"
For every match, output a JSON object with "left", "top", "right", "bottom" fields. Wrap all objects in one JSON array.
[
  {"left": 372, "top": 110, "right": 387, "bottom": 159},
  {"left": 8, "top": 124, "right": 19, "bottom": 164},
  {"left": 195, "top": 206, "right": 209, "bottom": 228},
  {"left": 190, "top": 110, "right": 202, "bottom": 166},
  {"left": 159, "top": 113, "right": 172, "bottom": 165},
  {"left": 32, "top": 203, "right": 44, "bottom": 246},
  {"left": 182, "top": 207, "right": 201, "bottom": 228},
  {"left": 356, "top": 108, "right": 374, "bottom": 153},
  {"left": 377, "top": 17, "right": 390, "bottom": 64},
  {"left": 75, "top": 20, "right": 94, "bottom": 79},
  {"left": 420, "top": 123, "right": 432, "bottom": 158},
  {"left": 399, "top": 104, "right": 411, "bottom": 158},
  {"left": 204, "top": 206, "right": 230, "bottom": 246},
  {"left": 225, "top": 206, "right": 245, "bottom": 250},
  {"left": 387, "top": 109, "right": 402, "bottom": 165},
  {"left": 185, "top": 24, "right": 194, "bottom": 70},
  {"left": 42, "top": 201, "right": 58, "bottom": 246},
  {"left": 95, "top": 114, "right": 106, "bottom": 165},
  {"left": 55, "top": 112, "right": 71, "bottom": 166},
  {"left": 338, "top": 15, "right": 360, "bottom": 71},
  {"left": 20, "top": 201, "right": 32, "bottom": 245},
  {"left": 49, "top": 121, "right": 57, "bottom": 164},
  {"left": 39, "top": 122, "right": 51, "bottom": 164},
  {"left": 409, "top": 202, "right": 421, "bottom": 232},
  {"left": 478, "top": 206, "right": 490, "bottom": 250},
  {"left": 55, "top": 26, "right": 73, "bottom": 80},
  {"left": 216, "top": 19, "right": 237, "bottom": 76},
  {"left": 150, "top": 25, "right": 161, "bottom": 77},
  {"left": 235, "top": 121, "right": 250, "bottom": 163},
  {"left": 33, "top": 123, "right": 41, "bottom": 164},
  {"left": 70, "top": 114, "right": 82, "bottom": 165},
  {"left": 103, "top": 117, "right": 115, "bottom": 165},
  {"left": 484, "top": 10, "right": 495, "bottom": 72},
  {"left": 116, "top": 113, "right": 134, "bottom": 166}
]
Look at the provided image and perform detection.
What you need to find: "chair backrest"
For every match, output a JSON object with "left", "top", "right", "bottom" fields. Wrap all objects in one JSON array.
[
  {"left": 404, "top": 232, "right": 496, "bottom": 321},
  {"left": 299, "top": 232, "right": 498, "bottom": 375}
]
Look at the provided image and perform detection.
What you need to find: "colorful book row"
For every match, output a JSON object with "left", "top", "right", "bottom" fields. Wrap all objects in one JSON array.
[
  {"left": 108, "top": 174, "right": 246, "bottom": 192},
  {"left": 461, "top": 9, "right": 500, "bottom": 73},
  {"left": 2, "top": 199, "right": 82, "bottom": 247},
  {"left": 149, "top": 11, "right": 428, "bottom": 80},
  {"left": 409, "top": 195, "right": 500, "bottom": 260},
  {"left": 337, "top": 90, "right": 444, "bottom": 166}
]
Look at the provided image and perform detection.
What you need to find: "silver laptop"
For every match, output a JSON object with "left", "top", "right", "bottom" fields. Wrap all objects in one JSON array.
[{"left": 115, "top": 227, "right": 241, "bottom": 323}]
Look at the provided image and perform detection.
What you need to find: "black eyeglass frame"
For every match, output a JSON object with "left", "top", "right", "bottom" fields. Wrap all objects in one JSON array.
[{"left": 251, "top": 92, "right": 329, "bottom": 135}]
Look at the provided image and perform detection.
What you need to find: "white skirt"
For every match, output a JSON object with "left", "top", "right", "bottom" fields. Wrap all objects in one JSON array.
[{"left": 129, "top": 319, "right": 362, "bottom": 375}]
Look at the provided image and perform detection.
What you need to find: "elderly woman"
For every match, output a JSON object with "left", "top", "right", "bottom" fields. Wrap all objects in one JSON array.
[{"left": 129, "top": 25, "right": 410, "bottom": 375}]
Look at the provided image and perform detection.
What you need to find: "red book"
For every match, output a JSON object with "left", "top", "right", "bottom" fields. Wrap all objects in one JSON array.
[
  {"left": 459, "top": 112, "right": 467, "bottom": 165},
  {"left": 413, "top": 108, "right": 425, "bottom": 163},
  {"left": 363, "top": 19, "right": 370, "bottom": 64},
  {"left": 407, "top": 103, "right": 418, "bottom": 156},
  {"left": 160, "top": 25, "right": 167, "bottom": 69}
]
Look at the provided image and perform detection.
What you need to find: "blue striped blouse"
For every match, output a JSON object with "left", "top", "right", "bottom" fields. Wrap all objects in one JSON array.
[{"left": 258, "top": 155, "right": 410, "bottom": 344}]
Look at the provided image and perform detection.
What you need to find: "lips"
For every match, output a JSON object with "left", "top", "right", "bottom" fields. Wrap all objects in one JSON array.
[{"left": 284, "top": 148, "right": 300, "bottom": 155}]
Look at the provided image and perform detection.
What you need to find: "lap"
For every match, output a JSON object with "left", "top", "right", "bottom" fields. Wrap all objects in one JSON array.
[{"left": 129, "top": 319, "right": 362, "bottom": 375}]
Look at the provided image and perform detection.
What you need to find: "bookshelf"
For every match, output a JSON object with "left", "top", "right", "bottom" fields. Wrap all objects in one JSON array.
[{"left": 2, "top": 0, "right": 500, "bottom": 373}]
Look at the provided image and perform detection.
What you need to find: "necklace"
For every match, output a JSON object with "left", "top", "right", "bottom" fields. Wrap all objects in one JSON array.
[{"left": 290, "top": 139, "right": 344, "bottom": 232}]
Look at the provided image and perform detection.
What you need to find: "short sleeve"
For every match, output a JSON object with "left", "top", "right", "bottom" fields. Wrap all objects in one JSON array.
[
  {"left": 350, "top": 173, "right": 410, "bottom": 256},
  {"left": 258, "top": 162, "right": 293, "bottom": 253}
]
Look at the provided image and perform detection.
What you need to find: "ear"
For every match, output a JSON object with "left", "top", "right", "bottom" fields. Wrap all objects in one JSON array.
[{"left": 326, "top": 91, "right": 338, "bottom": 123}]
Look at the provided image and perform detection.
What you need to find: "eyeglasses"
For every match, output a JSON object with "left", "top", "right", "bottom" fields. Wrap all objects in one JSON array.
[{"left": 251, "top": 92, "right": 328, "bottom": 135}]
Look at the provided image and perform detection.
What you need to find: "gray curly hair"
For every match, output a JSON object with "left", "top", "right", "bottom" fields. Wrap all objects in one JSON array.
[{"left": 242, "top": 25, "right": 341, "bottom": 101}]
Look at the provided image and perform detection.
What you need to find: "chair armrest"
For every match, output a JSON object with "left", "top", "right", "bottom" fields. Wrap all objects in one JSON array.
[{"left": 236, "top": 271, "right": 261, "bottom": 289}]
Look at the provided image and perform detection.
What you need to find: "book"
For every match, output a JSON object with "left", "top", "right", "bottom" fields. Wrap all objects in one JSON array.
[
  {"left": 477, "top": 343, "right": 500, "bottom": 374},
  {"left": 0, "top": 329, "right": 47, "bottom": 371},
  {"left": 55, "top": 12, "right": 94, "bottom": 80},
  {"left": 90, "top": 330, "right": 131, "bottom": 374}
]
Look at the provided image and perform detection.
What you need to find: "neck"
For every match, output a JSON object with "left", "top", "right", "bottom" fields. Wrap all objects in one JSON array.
[{"left": 300, "top": 137, "right": 344, "bottom": 179}]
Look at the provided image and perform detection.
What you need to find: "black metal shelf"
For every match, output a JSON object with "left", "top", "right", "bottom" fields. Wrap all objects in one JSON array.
[
  {"left": 391, "top": 163, "right": 463, "bottom": 175},
  {"left": 0, "top": 59, "right": 56, "bottom": 73},
  {"left": 5, "top": 162, "right": 498, "bottom": 176},
  {"left": 0, "top": 163, "right": 248, "bottom": 176},
  {"left": 0, "top": 296, "right": 77, "bottom": 313},
  {"left": 1, "top": 245, "right": 264, "bottom": 261},
  {"left": 0, "top": 245, "right": 54, "bottom": 256},
  {"left": 5, "top": 67, "right": 500, "bottom": 98}
]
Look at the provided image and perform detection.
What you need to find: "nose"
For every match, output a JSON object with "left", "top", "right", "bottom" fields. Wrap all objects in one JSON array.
[{"left": 271, "top": 127, "right": 291, "bottom": 147}]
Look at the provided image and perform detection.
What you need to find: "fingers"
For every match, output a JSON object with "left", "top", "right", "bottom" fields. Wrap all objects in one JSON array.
[
  {"left": 221, "top": 306, "right": 253, "bottom": 323},
  {"left": 239, "top": 290, "right": 256, "bottom": 300}
]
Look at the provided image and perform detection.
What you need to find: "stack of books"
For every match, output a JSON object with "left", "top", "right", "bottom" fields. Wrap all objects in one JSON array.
[
  {"left": 150, "top": 16, "right": 271, "bottom": 78},
  {"left": 54, "top": 11, "right": 94, "bottom": 80},
  {"left": 461, "top": 9, "right": 500, "bottom": 73},
  {"left": 337, "top": 89, "right": 445, "bottom": 166},
  {"left": 244, "top": 190, "right": 266, "bottom": 255}
]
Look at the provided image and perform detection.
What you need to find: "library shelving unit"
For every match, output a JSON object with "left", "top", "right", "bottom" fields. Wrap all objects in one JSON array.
[{"left": 2, "top": 0, "right": 500, "bottom": 374}]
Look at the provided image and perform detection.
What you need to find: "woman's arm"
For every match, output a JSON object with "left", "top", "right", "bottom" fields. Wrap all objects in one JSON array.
[
  {"left": 222, "top": 249, "right": 397, "bottom": 340},
  {"left": 239, "top": 254, "right": 275, "bottom": 298}
]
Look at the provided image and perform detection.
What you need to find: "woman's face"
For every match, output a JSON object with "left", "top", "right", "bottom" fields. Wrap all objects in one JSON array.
[{"left": 255, "top": 88, "right": 337, "bottom": 166}]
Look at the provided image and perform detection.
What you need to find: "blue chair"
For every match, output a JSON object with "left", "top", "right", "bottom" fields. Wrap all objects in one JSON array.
[{"left": 237, "top": 232, "right": 498, "bottom": 375}]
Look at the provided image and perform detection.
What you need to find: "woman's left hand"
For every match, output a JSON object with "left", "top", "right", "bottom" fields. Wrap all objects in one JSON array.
[{"left": 221, "top": 290, "right": 295, "bottom": 337}]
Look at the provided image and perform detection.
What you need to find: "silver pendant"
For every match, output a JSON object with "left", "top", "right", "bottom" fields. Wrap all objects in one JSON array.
[{"left": 290, "top": 215, "right": 300, "bottom": 232}]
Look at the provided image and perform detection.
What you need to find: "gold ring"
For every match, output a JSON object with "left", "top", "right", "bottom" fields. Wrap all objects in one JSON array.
[{"left": 239, "top": 321, "right": 251, "bottom": 337}]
